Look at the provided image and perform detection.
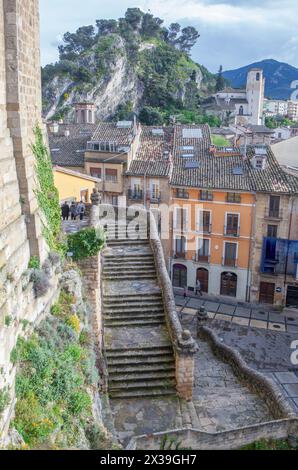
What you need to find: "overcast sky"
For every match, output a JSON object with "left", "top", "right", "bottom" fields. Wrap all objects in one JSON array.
[{"left": 40, "top": 0, "right": 298, "bottom": 72}]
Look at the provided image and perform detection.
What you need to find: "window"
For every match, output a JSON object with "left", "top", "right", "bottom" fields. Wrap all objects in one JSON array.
[
  {"left": 267, "top": 225, "right": 278, "bottom": 238},
  {"left": 227, "top": 193, "right": 241, "bottom": 204},
  {"left": 90, "top": 167, "right": 102, "bottom": 178},
  {"left": 112, "top": 195, "right": 118, "bottom": 206},
  {"left": 197, "top": 239, "right": 210, "bottom": 262},
  {"left": 200, "top": 190, "right": 213, "bottom": 201},
  {"left": 225, "top": 213, "right": 239, "bottom": 236},
  {"left": 256, "top": 72, "right": 260, "bottom": 81},
  {"left": 255, "top": 158, "right": 264, "bottom": 169},
  {"left": 105, "top": 168, "right": 117, "bottom": 182},
  {"left": 269, "top": 196, "right": 280, "bottom": 218},
  {"left": 224, "top": 243, "right": 237, "bottom": 267},
  {"left": 175, "top": 237, "right": 186, "bottom": 257},
  {"left": 176, "top": 189, "right": 189, "bottom": 199},
  {"left": 198, "top": 210, "right": 211, "bottom": 233},
  {"left": 239, "top": 105, "right": 244, "bottom": 116},
  {"left": 174, "top": 207, "right": 188, "bottom": 231}
]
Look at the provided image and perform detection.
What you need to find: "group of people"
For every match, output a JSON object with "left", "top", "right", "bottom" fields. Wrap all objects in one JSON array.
[{"left": 61, "top": 201, "right": 86, "bottom": 221}]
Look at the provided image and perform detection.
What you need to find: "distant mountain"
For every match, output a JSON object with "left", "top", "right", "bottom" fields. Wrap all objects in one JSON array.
[{"left": 223, "top": 59, "right": 298, "bottom": 100}]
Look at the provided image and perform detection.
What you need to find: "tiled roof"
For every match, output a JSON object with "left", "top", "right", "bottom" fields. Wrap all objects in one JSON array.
[
  {"left": 49, "top": 124, "right": 96, "bottom": 167},
  {"left": 126, "top": 126, "right": 174, "bottom": 177},
  {"left": 246, "top": 125, "right": 275, "bottom": 134},
  {"left": 170, "top": 124, "right": 297, "bottom": 194},
  {"left": 91, "top": 122, "right": 135, "bottom": 145}
]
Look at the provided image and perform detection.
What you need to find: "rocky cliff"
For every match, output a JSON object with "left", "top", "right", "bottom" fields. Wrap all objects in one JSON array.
[{"left": 42, "top": 9, "right": 215, "bottom": 123}]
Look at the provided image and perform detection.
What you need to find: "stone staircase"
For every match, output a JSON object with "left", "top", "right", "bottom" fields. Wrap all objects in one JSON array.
[{"left": 102, "top": 219, "right": 177, "bottom": 399}]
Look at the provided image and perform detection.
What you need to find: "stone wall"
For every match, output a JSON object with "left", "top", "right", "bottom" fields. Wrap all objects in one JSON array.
[
  {"left": 0, "top": 0, "right": 57, "bottom": 440},
  {"left": 127, "top": 418, "right": 298, "bottom": 450}
]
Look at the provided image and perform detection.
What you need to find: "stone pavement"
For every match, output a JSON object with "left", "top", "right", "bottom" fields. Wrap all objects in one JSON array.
[
  {"left": 191, "top": 340, "right": 273, "bottom": 432},
  {"left": 175, "top": 293, "right": 298, "bottom": 333},
  {"left": 207, "top": 320, "right": 298, "bottom": 415},
  {"left": 61, "top": 217, "right": 89, "bottom": 234}
]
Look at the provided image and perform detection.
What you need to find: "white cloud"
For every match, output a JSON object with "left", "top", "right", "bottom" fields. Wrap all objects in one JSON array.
[{"left": 39, "top": 0, "right": 298, "bottom": 71}]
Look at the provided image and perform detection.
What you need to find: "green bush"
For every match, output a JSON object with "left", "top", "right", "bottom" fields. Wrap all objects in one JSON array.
[
  {"left": 67, "top": 227, "right": 106, "bottom": 261},
  {"left": 0, "top": 388, "right": 10, "bottom": 415},
  {"left": 11, "top": 312, "right": 98, "bottom": 449},
  {"left": 28, "top": 256, "right": 40, "bottom": 270}
]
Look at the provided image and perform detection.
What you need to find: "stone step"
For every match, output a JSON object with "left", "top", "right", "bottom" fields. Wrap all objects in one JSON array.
[
  {"left": 109, "top": 370, "right": 176, "bottom": 383},
  {"left": 103, "top": 300, "right": 163, "bottom": 308},
  {"left": 108, "top": 363, "right": 175, "bottom": 375},
  {"left": 104, "top": 293, "right": 162, "bottom": 301},
  {"left": 104, "top": 259, "right": 155, "bottom": 266},
  {"left": 104, "top": 266, "right": 156, "bottom": 272},
  {"left": 104, "top": 318, "right": 165, "bottom": 327},
  {"left": 109, "top": 388, "right": 176, "bottom": 399},
  {"left": 106, "top": 346, "right": 173, "bottom": 357},
  {"left": 105, "top": 313, "right": 165, "bottom": 321},
  {"left": 106, "top": 354, "right": 174, "bottom": 366},
  {"left": 103, "top": 274, "right": 157, "bottom": 281},
  {"left": 109, "top": 378, "right": 176, "bottom": 391},
  {"left": 104, "top": 307, "right": 164, "bottom": 315},
  {"left": 107, "top": 240, "right": 149, "bottom": 246},
  {"left": 104, "top": 255, "right": 154, "bottom": 262}
]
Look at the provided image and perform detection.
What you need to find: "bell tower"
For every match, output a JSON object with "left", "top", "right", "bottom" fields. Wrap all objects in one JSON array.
[{"left": 246, "top": 69, "right": 265, "bottom": 125}]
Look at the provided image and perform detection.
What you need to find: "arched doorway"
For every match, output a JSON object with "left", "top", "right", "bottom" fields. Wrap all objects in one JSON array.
[
  {"left": 221, "top": 272, "right": 237, "bottom": 297},
  {"left": 172, "top": 264, "right": 187, "bottom": 288},
  {"left": 197, "top": 268, "right": 209, "bottom": 293}
]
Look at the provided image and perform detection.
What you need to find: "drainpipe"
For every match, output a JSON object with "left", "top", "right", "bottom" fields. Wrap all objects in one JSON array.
[
  {"left": 246, "top": 193, "right": 256, "bottom": 302},
  {"left": 283, "top": 197, "right": 294, "bottom": 305}
]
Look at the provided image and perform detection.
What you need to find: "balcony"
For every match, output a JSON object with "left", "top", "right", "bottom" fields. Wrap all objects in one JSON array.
[
  {"left": 175, "top": 190, "right": 189, "bottom": 199},
  {"left": 226, "top": 194, "right": 241, "bottom": 204},
  {"left": 195, "top": 253, "right": 210, "bottom": 264},
  {"left": 128, "top": 189, "right": 143, "bottom": 201},
  {"left": 264, "top": 208, "right": 283, "bottom": 220},
  {"left": 149, "top": 192, "right": 161, "bottom": 204},
  {"left": 173, "top": 252, "right": 186, "bottom": 259},
  {"left": 222, "top": 257, "right": 238, "bottom": 268},
  {"left": 224, "top": 225, "right": 240, "bottom": 237}
]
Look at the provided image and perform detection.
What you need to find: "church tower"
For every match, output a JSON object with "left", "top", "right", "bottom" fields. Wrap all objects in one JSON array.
[{"left": 246, "top": 69, "right": 265, "bottom": 125}]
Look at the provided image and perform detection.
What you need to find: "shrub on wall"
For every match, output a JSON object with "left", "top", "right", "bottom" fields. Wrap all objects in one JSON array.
[
  {"left": 67, "top": 227, "right": 106, "bottom": 261},
  {"left": 31, "top": 126, "right": 64, "bottom": 254}
]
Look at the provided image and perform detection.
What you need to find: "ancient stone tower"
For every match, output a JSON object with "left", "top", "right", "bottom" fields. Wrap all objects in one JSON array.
[
  {"left": 0, "top": 0, "right": 51, "bottom": 438},
  {"left": 246, "top": 68, "right": 265, "bottom": 126}
]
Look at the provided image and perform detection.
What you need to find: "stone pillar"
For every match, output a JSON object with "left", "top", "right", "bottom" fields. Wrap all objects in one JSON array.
[
  {"left": 77, "top": 254, "right": 103, "bottom": 353},
  {"left": 175, "top": 330, "right": 196, "bottom": 401}
]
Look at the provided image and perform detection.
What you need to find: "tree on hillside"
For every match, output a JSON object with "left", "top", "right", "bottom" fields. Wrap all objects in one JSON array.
[
  {"left": 58, "top": 26, "right": 96, "bottom": 59},
  {"left": 139, "top": 106, "right": 164, "bottom": 125},
  {"left": 176, "top": 27, "right": 200, "bottom": 53},
  {"left": 215, "top": 65, "right": 225, "bottom": 92},
  {"left": 141, "top": 12, "right": 164, "bottom": 38},
  {"left": 166, "top": 22, "right": 181, "bottom": 44},
  {"left": 125, "top": 8, "right": 144, "bottom": 30},
  {"left": 96, "top": 19, "right": 118, "bottom": 36}
]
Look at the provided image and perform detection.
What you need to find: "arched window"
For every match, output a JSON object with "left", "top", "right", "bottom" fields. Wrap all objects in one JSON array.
[
  {"left": 256, "top": 72, "right": 260, "bottom": 81},
  {"left": 197, "top": 268, "right": 209, "bottom": 293},
  {"left": 172, "top": 264, "right": 187, "bottom": 288},
  {"left": 88, "top": 109, "right": 93, "bottom": 123},
  {"left": 239, "top": 105, "right": 244, "bottom": 116},
  {"left": 81, "top": 109, "right": 86, "bottom": 124},
  {"left": 220, "top": 272, "right": 237, "bottom": 297}
]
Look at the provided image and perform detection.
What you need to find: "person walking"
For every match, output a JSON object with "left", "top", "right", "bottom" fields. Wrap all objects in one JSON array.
[
  {"left": 70, "top": 201, "right": 77, "bottom": 221},
  {"left": 77, "top": 200, "right": 86, "bottom": 221},
  {"left": 61, "top": 202, "right": 70, "bottom": 221},
  {"left": 195, "top": 279, "right": 203, "bottom": 296}
]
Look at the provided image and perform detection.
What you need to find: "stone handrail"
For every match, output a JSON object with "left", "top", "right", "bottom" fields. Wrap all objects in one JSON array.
[
  {"left": 199, "top": 326, "right": 296, "bottom": 419},
  {"left": 148, "top": 210, "right": 197, "bottom": 354},
  {"left": 126, "top": 418, "right": 298, "bottom": 450}
]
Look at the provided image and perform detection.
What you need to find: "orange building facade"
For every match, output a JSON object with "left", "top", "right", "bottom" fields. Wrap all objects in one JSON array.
[{"left": 170, "top": 187, "right": 255, "bottom": 300}]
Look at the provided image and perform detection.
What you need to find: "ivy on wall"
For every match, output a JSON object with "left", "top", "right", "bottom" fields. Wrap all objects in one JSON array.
[{"left": 31, "top": 126, "right": 63, "bottom": 253}]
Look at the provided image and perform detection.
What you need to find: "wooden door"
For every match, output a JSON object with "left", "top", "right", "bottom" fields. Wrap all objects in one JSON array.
[
  {"left": 259, "top": 282, "right": 275, "bottom": 304},
  {"left": 221, "top": 272, "right": 237, "bottom": 297},
  {"left": 197, "top": 269, "right": 209, "bottom": 293}
]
